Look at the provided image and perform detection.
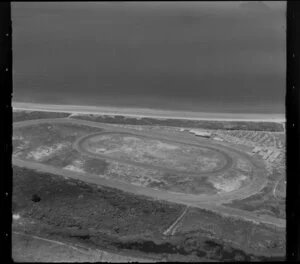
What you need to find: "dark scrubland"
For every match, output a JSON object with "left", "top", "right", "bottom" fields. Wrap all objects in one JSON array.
[
  {"left": 13, "top": 110, "right": 70, "bottom": 122},
  {"left": 71, "top": 114, "right": 284, "bottom": 132},
  {"left": 13, "top": 166, "right": 182, "bottom": 237},
  {"left": 13, "top": 166, "right": 285, "bottom": 261}
]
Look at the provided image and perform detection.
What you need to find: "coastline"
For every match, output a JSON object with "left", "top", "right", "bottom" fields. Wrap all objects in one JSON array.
[{"left": 12, "top": 102, "right": 285, "bottom": 123}]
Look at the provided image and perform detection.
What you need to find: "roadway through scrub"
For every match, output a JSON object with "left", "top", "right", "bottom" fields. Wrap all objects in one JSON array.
[{"left": 13, "top": 118, "right": 285, "bottom": 228}]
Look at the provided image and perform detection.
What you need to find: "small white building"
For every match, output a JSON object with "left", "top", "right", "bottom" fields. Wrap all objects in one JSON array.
[
  {"left": 213, "top": 137, "right": 224, "bottom": 142},
  {"left": 252, "top": 146, "right": 262, "bottom": 153},
  {"left": 189, "top": 129, "right": 211, "bottom": 138}
]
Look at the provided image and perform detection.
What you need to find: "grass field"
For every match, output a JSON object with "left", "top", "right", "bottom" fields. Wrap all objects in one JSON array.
[{"left": 81, "top": 133, "right": 227, "bottom": 173}]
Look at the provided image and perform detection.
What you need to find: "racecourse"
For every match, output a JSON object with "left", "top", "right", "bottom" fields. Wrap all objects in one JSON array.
[
  {"left": 75, "top": 131, "right": 234, "bottom": 177},
  {"left": 13, "top": 118, "right": 285, "bottom": 228}
]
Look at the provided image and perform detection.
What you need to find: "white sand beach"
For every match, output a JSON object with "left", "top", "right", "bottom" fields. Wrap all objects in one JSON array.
[{"left": 12, "top": 102, "right": 285, "bottom": 123}]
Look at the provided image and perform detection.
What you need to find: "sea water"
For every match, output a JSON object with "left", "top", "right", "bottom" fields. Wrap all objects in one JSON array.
[{"left": 12, "top": 2, "right": 286, "bottom": 114}]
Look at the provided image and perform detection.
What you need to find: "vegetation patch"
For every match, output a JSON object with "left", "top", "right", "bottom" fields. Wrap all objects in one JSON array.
[
  {"left": 13, "top": 110, "right": 70, "bottom": 122},
  {"left": 13, "top": 166, "right": 183, "bottom": 237},
  {"left": 71, "top": 114, "right": 284, "bottom": 132}
]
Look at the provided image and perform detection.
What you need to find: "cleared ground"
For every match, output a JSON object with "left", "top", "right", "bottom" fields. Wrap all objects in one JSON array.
[{"left": 79, "top": 132, "right": 228, "bottom": 174}]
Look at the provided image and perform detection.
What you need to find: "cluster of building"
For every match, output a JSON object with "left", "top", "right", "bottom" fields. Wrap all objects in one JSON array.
[
  {"left": 178, "top": 128, "right": 284, "bottom": 166},
  {"left": 179, "top": 128, "right": 212, "bottom": 138},
  {"left": 189, "top": 129, "right": 212, "bottom": 138},
  {"left": 180, "top": 129, "right": 225, "bottom": 142}
]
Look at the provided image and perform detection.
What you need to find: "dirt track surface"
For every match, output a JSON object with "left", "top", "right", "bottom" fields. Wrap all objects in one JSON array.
[
  {"left": 13, "top": 118, "right": 285, "bottom": 228},
  {"left": 75, "top": 131, "right": 234, "bottom": 177}
]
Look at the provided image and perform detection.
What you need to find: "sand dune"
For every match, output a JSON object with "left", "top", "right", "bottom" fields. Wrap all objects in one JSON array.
[{"left": 12, "top": 102, "right": 285, "bottom": 123}]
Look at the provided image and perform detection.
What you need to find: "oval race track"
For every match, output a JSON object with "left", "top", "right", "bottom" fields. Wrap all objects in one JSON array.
[
  {"left": 13, "top": 118, "right": 285, "bottom": 228},
  {"left": 75, "top": 131, "right": 235, "bottom": 177}
]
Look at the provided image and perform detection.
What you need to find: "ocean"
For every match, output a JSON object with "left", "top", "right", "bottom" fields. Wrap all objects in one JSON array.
[{"left": 12, "top": 2, "right": 286, "bottom": 114}]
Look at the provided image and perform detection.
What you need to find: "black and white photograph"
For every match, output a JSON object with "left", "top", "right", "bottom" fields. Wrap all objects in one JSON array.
[{"left": 10, "top": 1, "right": 287, "bottom": 262}]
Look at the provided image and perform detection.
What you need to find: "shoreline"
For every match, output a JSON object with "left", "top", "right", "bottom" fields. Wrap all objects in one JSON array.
[{"left": 12, "top": 102, "right": 285, "bottom": 123}]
